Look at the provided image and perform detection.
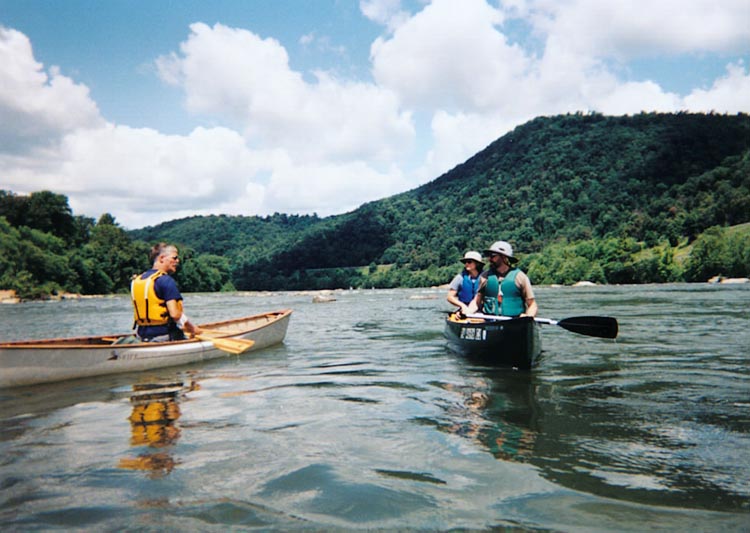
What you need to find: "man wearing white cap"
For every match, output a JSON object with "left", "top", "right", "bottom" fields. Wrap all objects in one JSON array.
[
  {"left": 470, "top": 241, "right": 537, "bottom": 318},
  {"left": 446, "top": 251, "right": 485, "bottom": 315}
]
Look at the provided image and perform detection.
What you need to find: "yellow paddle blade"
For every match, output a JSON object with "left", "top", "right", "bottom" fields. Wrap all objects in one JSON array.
[{"left": 195, "top": 334, "right": 255, "bottom": 355}]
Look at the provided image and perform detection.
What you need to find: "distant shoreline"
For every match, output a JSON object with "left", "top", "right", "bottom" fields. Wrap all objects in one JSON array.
[{"left": 3, "top": 279, "right": 748, "bottom": 305}]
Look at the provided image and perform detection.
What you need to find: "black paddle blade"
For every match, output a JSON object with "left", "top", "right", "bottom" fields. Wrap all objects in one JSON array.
[{"left": 557, "top": 316, "right": 619, "bottom": 339}]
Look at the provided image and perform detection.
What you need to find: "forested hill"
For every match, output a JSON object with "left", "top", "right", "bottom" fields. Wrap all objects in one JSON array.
[{"left": 131, "top": 112, "right": 750, "bottom": 290}]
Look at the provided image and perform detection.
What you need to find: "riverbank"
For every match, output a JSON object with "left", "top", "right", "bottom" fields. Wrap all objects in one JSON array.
[
  {"left": 0, "top": 290, "right": 117, "bottom": 304},
  {"left": 0, "top": 290, "right": 19, "bottom": 304},
  {"left": 1, "top": 276, "right": 747, "bottom": 305}
]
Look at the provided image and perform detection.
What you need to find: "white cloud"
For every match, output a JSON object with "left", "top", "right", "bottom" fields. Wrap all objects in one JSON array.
[
  {"left": 1, "top": 123, "right": 269, "bottom": 228},
  {"left": 156, "top": 22, "right": 300, "bottom": 125},
  {"left": 264, "top": 151, "right": 406, "bottom": 215},
  {"left": 419, "top": 110, "right": 524, "bottom": 182},
  {"left": 298, "top": 31, "right": 347, "bottom": 58},
  {"left": 591, "top": 80, "right": 682, "bottom": 116},
  {"left": 528, "top": 0, "right": 750, "bottom": 58},
  {"left": 360, "top": 0, "right": 411, "bottom": 31},
  {"left": 371, "top": 0, "right": 531, "bottom": 112},
  {"left": 0, "top": 27, "right": 103, "bottom": 154},
  {"left": 156, "top": 22, "right": 414, "bottom": 164},
  {"left": 684, "top": 62, "right": 750, "bottom": 113}
]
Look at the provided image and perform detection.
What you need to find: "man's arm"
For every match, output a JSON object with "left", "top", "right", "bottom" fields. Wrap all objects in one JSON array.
[
  {"left": 522, "top": 298, "right": 538, "bottom": 318},
  {"left": 516, "top": 272, "right": 537, "bottom": 317},
  {"left": 166, "top": 299, "right": 201, "bottom": 335}
]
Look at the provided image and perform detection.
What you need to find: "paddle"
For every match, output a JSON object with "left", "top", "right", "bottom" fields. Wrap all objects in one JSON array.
[
  {"left": 194, "top": 330, "right": 255, "bottom": 355},
  {"left": 463, "top": 313, "right": 618, "bottom": 339}
]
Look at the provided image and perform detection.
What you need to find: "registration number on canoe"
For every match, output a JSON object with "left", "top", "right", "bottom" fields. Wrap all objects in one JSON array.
[{"left": 460, "top": 327, "right": 487, "bottom": 341}]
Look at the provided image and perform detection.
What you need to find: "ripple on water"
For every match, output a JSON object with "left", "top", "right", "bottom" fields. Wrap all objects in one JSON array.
[{"left": 1, "top": 286, "right": 749, "bottom": 530}]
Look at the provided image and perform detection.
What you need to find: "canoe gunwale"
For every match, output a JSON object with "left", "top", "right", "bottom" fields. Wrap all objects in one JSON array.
[{"left": 0, "top": 308, "right": 293, "bottom": 349}]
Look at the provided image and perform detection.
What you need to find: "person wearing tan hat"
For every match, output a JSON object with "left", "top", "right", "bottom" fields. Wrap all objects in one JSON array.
[
  {"left": 469, "top": 240, "right": 537, "bottom": 318},
  {"left": 447, "top": 251, "right": 485, "bottom": 315}
]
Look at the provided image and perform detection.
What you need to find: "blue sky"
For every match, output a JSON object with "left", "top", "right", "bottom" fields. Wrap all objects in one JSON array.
[{"left": 1, "top": 0, "right": 748, "bottom": 229}]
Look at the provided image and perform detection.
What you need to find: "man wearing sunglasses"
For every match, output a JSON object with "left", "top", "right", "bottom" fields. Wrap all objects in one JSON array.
[
  {"left": 470, "top": 240, "right": 537, "bottom": 318},
  {"left": 131, "top": 242, "right": 201, "bottom": 342}
]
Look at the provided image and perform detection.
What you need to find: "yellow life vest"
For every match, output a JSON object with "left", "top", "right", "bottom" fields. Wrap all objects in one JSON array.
[{"left": 131, "top": 271, "right": 182, "bottom": 326}]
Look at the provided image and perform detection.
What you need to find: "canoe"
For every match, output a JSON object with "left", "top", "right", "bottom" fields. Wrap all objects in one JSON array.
[
  {"left": 0, "top": 309, "right": 292, "bottom": 388},
  {"left": 444, "top": 313, "right": 541, "bottom": 369}
]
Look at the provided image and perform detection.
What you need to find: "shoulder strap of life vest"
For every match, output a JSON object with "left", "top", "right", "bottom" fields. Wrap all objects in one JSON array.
[{"left": 131, "top": 270, "right": 168, "bottom": 326}]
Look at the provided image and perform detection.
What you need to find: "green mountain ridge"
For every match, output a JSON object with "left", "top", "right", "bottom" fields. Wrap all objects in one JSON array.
[
  {"left": 132, "top": 112, "right": 750, "bottom": 289},
  {"left": 3, "top": 112, "right": 749, "bottom": 299}
]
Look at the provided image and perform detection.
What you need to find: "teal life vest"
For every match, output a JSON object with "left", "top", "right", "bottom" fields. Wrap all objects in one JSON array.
[
  {"left": 457, "top": 271, "right": 480, "bottom": 304},
  {"left": 482, "top": 274, "right": 501, "bottom": 315},
  {"left": 500, "top": 269, "right": 524, "bottom": 317}
]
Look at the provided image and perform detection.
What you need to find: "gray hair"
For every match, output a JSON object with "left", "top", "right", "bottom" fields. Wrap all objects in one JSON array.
[{"left": 149, "top": 242, "right": 177, "bottom": 264}]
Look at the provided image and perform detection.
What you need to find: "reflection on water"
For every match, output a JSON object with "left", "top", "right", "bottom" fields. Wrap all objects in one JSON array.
[
  {"left": 426, "top": 368, "right": 539, "bottom": 463},
  {"left": 477, "top": 398, "right": 537, "bottom": 463},
  {"left": 118, "top": 380, "right": 198, "bottom": 477}
]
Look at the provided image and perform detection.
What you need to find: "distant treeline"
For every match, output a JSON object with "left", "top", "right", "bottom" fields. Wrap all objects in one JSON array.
[
  {"left": 0, "top": 191, "right": 232, "bottom": 299},
  {"left": 2, "top": 113, "right": 750, "bottom": 299}
]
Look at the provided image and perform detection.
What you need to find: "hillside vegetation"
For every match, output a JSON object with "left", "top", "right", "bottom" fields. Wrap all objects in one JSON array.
[
  {"left": 2, "top": 113, "right": 749, "bottom": 298},
  {"left": 135, "top": 112, "right": 750, "bottom": 290}
]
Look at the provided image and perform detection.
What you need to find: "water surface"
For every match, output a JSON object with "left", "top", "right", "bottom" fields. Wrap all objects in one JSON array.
[{"left": 1, "top": 285, "right": 748, "bottom": 530}]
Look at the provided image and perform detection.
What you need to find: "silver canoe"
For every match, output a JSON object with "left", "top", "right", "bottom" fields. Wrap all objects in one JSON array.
[{"left": 0, "top": 309, "right": 292, "bottom": 388}]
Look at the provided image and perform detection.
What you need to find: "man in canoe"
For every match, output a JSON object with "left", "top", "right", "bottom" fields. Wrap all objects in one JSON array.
[
  {"left": 469, "top": 240, "right": 538, "bottom": 318},
  {"left": 446, "top": 251, "right": 484, "bottom": 315},
  {"left": 131, "top": 243, "right": 201, "bottom": 342}
]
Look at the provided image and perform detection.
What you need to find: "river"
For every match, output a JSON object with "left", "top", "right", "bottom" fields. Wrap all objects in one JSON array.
[{"left": 1, "top": 284, "right": 748, "bottom": 531}]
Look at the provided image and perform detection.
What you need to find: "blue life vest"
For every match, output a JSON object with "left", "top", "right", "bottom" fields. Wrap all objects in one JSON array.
[
  {"left": 457, "top": 271, "right": 480, "bottom": 304},
  {"left": 500, "top": 269, "right": 524, "bottom": 316}
]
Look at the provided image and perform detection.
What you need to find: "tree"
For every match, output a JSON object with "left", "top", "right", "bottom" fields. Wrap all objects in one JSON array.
[
  {"left": 25, "top": 191, "right": 78, "bottom": 244},
  {"left": 175, "top": 252, "right": 233, "bottom": 292},
  {"left": 683, "top": 227, "right": 726, "bottom": 282},
  {"left": 81, "top": 214, "right": 149, "bottom": 293}
]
